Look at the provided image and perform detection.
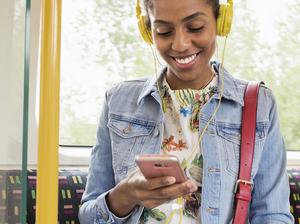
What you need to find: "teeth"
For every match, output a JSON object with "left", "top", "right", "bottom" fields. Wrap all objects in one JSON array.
[{"left": 174, "top": 54, "right": 197, "bottom": 64}]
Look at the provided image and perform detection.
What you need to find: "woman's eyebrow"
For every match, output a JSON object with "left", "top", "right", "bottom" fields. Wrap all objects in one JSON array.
[
  {"left": 153, "top": 19, "right": 171, "bottom": 25},
  {"left": 153, "top": 12, "right": 206, "bottom": 25},
  {"left": 182, "top": 12, "right": 206, "bottom": 23}
]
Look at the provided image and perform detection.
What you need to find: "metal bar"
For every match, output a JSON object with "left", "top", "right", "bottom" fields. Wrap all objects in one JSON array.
[
  {"left": 36, "top": 0, "right": 62, "bottom": 223},
  {"left": 21, "top": 0, "right": 31, "bottom": 222}
]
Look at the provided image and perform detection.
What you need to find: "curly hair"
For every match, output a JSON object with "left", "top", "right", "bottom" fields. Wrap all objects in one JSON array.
[{"left": 143, "top": 0, "right": 220, "bottom": 29}]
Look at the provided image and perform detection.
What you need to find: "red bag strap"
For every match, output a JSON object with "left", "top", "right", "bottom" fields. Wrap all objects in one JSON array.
[{"left": 232, "top": 81, "right": 262, "bottom": 224}]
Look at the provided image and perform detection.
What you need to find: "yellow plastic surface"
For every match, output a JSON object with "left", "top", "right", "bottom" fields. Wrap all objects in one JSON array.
[{"left": 36, "top": 0, "right": 61, "bottom": 223}]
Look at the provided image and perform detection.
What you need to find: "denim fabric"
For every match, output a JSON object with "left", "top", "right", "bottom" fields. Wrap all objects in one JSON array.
[{"left": 78, "top": 61, "right": 294, "bottom": 224}]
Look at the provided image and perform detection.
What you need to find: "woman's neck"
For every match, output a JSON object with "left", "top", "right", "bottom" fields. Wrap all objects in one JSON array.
[{"left": 166, "top": 66, "right": 214, "bottom": 90}]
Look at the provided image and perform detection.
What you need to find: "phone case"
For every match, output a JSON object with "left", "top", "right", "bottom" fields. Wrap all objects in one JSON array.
[{"left": 135, "top": 154, "right": 186, "bottom": 183}]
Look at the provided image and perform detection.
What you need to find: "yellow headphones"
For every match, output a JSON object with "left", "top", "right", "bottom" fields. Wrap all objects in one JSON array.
[
  {"left": 217, "top": 0, "right": 233, "bottom": 37},
  {"left": 136, "top": 0, "right": 233, "bottom": 45},
  {"left": 136, "top": 0, "right": 154, "bottom": 45}
]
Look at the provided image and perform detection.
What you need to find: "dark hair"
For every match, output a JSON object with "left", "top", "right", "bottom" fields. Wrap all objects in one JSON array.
[{"left": 143, "top": 0, "right": 220, "bottom": 29}]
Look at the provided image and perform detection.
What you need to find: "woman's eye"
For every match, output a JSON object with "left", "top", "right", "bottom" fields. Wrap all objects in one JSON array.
[
  {"left": 157, "top": 31, "right": 172, "bottom": 36},
  {"left": 155, "top": 27, "right": 172, "bottom": 36},
  {"left": 189, "top": 27, "right": 204, "bottom": 32}
]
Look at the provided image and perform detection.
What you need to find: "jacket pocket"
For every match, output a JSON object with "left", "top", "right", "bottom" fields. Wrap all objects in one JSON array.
[
  {"left": 216, "top": 122, "right": 267, "bottom": 179},
  {"left": 107, "top": 114, "right": 156, "bottom": 178}
]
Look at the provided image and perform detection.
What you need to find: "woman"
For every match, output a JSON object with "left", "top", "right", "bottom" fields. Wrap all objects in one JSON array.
[{"left": 79, "top": 0, "right": 294, "bottom": 223}]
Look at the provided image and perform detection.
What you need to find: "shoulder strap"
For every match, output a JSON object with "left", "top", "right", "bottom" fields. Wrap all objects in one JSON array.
[{"left": 232, "top": 81, "right": 262, "bottom": 224}]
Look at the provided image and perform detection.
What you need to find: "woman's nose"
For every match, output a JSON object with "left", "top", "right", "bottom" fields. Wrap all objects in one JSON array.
[{"left": 171, "top": 29, "right": 190, "bottom": 52}]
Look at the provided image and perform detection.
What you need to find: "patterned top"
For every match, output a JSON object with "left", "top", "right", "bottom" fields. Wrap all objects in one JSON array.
[{"left": 140, "top": 75, "right": 218, "bottom": 224}]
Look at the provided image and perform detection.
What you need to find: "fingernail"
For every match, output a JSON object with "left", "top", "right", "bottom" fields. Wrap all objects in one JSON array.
[
  {"left": 166, "top": 177, "right": 176, "bottom": 184},
  {"left": 187, "top": 183, "right": 197, "bottom": 192},
  {"left": 191, "top": 185, "right": 198, "bottom": 192}
]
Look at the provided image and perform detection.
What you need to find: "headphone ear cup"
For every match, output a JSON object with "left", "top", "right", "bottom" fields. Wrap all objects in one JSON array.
[
  {"left": 137, "top": 15, "right": 153, "bottom": 45},
  {"left": 217, "top": 2, "right": 233, "bottom": 36}
]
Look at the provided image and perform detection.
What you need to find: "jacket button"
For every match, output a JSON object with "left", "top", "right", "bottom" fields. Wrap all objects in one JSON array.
[
  {"left": 208, "top": 167, "right": 220, "bottom": 172},
  {"left": 207, "top": 207, "right": 217, "bottom": 214},
  {"left": 123, "top": 126, "right": 132, "bottom": 134},
  {"left": 153, "top": 128, "right": 160, "bottom": 137}
]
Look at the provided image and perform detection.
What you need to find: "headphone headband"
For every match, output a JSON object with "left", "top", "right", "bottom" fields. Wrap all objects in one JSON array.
[
  {"left": 136, "top": 0, "right": 142, "bottom": 18},
  {"left": 136, "top": 0, "right": 153, "bottom": 44},
  {"left": 217, "top": 0, "right": 233, "bottom": 36}
]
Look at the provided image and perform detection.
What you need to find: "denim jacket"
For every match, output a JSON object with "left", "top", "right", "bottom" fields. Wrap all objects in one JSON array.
[{"left": 79, "top": 62, "right": 294, "bottom": 224}]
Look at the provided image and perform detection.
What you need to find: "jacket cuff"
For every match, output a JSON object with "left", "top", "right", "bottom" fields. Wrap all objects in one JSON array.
[{"left": 94, "top": 191, "right": 144, "bottom": 224}]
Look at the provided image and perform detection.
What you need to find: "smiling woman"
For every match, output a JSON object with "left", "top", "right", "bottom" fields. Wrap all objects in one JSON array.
[
  {"left": 1, "top": 0, "right": 299, "bottom": 223},
  {"left": 0, "top": 0, "right": 299, "bottom": 223},
  {"left": 78, "top": 0, "right": 294, "bottom": 223}
]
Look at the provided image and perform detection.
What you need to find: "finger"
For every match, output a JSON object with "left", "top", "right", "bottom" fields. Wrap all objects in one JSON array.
[
  {"left": 126, "top": 168, "right": 140, "bottom": 178},
  {"left": 132, "top": 187, "right": 170, "bottom": 206},
  {"left": 140, "top": 176, "right": 177, "bottom": 190},
  {"left": 149, "top": 179, "right": 198, "bottom": 200},
  {"left": 134, "top": 180, "right": 198, "bottom": 207},
  {"left": 140, "top": 181, "right": 198, "bottom": 208},
  {"left": 125, "top": 169, "right": 148, "bottom": 186}
]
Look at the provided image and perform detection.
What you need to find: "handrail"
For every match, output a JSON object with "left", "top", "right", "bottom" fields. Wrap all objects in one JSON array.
[
  {"left": 21, "top": 0, "right": 31, "bottom": 223},
  {"left": 36, "top": 0, "right": 61, "bottom": 223}
]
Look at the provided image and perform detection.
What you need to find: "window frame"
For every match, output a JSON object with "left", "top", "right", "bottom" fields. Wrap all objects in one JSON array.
[{"left": 58, "top": 146, "right": 300, "bottom": 167}]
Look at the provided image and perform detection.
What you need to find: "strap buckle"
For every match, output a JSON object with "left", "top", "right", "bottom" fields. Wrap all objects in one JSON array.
[{"left": 234, "top": 179, "right": 253, "bottom": 193}]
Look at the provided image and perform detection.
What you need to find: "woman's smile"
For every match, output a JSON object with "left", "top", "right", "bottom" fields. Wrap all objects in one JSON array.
[{"left": 171, "top": 52, "right": 201, "bottom": 70}]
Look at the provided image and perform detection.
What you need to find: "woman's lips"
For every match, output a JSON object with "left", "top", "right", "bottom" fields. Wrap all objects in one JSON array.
[{"left": 172, "top": 52, "right": 200, "bottom": 70}]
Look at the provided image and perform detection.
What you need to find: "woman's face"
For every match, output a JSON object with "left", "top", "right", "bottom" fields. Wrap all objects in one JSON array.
[{"left": 149, "top": 0, "right": 217, "bottom": 89}]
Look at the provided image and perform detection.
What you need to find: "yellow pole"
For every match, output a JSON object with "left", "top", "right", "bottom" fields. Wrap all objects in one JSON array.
[{"left": 36, "top": 0, "right": 61, "bottom": 223}]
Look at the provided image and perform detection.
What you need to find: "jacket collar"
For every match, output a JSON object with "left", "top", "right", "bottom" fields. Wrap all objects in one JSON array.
[
  {"left": 211, "top": 62, "right": 245, "bottom": 106},
  {"left": 137, "top": 67, "right": 166, "bottom": 105},
  {"left": 137, "top": 61, "right": 245, "bottom": 106}
]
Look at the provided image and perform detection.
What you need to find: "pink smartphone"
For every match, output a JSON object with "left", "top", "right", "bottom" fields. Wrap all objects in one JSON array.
[{"left": 135, "top": 154, "right": 186, "bottom": 183}]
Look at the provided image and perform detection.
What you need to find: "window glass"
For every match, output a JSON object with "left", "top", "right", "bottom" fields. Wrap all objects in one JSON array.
[
  {"left": 60, "top": 0, "right": 153, "bottom": 145},
  {"left": 0, "top": 0, "right": 25, "bottom": 164},
  {"left": 0, "top": 0, "right": 27, "bottom": 222},
  {"left": 60, "top": 0, "right": 300, "bottom": 150}
]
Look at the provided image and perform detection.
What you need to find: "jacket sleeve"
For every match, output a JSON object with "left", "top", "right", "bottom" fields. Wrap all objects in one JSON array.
[
  {"left": 249, "top": 88, "right": 294, "bottom": 224},
  {"left": 78, "top": 90, "right": 143, "bottom": 224}
]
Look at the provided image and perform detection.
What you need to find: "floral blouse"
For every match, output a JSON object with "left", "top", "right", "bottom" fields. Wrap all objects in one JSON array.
[{"left": 140, "top": 75, "right": 218, "bottom": 224}]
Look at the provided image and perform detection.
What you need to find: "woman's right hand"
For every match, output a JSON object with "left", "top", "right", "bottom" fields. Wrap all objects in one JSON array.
[{"left": 106, "top": 169, "right": 198, "bottom": 217}]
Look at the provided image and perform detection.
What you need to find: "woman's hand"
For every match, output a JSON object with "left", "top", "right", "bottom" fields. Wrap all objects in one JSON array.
[{"left": 106, "top": 169, "right": 198, "bottom": 217}]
